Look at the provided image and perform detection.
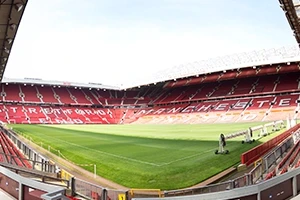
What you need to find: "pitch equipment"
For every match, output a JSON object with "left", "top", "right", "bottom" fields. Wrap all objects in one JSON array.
[
  {"left": 214, "top": 120, "right": 286, "bottom": 154},
  {"left": 272, "top": 121, "right": 280, "bottom": 132},
  {"left": 215, "top": 133, "right": 229, "bottom": 154},
  {"left": 286, "top": 117, "right": 296, "bottom": 129},
  {"left": 242, "top": 127, "right": 255, "bottom": 144}
]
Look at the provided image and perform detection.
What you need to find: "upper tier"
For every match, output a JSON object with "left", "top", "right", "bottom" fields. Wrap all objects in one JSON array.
[{"left": 2, "top": 69, "right": 300, "bottom": 106}]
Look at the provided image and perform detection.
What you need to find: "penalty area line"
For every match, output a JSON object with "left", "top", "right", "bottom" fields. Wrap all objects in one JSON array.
[{"left": 158, "top": 148, "right": 217, "bottom": 167}]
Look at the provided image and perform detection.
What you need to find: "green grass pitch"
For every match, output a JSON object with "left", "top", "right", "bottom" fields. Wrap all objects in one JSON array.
[{"left": 9, "top": 122, "right": 284, "bottom": 190}]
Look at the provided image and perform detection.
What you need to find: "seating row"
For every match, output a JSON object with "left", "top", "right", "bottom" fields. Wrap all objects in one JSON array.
[{"left": 2, "top": 71, "right": 300, "bottom": 106}]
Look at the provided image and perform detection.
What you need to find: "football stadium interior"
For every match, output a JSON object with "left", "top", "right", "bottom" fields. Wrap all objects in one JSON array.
[{"left": 2, "top": 0, "right": 300, "bottom": 200}]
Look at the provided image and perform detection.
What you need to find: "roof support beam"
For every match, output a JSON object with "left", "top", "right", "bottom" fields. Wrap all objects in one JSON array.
[
  {"left": 0, "top": 0, "right": 28, "bottom": 81},
  {"left": 279, "top": 0, "right": 300, "bottom": 47}
]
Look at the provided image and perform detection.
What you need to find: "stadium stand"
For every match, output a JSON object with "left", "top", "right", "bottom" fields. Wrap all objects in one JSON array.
[
  {"left": 0, "top": 104, "right": 117, "bottom": 124},
  {"left": 20, "top": 84, "right": 41, "bottom": 103},
  {"left": 38, "top": 85, "right": 60, "bottom": 104},
  {"left": 0, "top": 67, "right": 299, "bottom": 126},
  {"left": 0, "top": 132, "right": 31, "bottom": 168},
  {"left": 2, "top": 67, "right": 300, "bottom": 125},
  {"left": 2, "top": 83, "right": 22, "bottom": 102}
]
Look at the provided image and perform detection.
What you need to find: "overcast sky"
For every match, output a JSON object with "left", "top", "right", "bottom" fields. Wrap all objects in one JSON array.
[{"left": 4, "top": 0, "right": 297, "bottom": 87}]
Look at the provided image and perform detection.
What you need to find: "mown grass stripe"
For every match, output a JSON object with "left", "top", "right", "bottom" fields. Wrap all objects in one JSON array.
[{"left": 9, "top": 122, "right": 283, "bottom": 190}]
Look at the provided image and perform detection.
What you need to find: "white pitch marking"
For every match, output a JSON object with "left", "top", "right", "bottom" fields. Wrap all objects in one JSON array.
[
  {"left": 47, "top": 136, "right": 161, "bottom": 167},
  {"left": 30, "top": 130, "right": 218, "bottom": 167},
  {"left": 157, "top": 148, "right": 217, "bottom": 167}
]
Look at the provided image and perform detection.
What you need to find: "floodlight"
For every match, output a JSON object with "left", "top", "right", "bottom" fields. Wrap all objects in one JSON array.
[
  {"left": 6, "top": 38, "right": 13, "bottom": 44},
  {"left": 10, "top": 24, "right": 17, "bottom": 31},
  {"left": 4, "top": 48, "right": 9, "bottom": 54},
  {"left": 280, "top": 4, "right": 284, "bottom": 9},
  {"left": 14, "top": 3, "right": 23, "bottom": 12}
]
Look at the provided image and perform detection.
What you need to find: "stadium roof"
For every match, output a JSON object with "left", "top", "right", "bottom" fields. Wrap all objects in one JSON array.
[
  {"left": 120, "top": 0, "right": 300, "bottom": 89},
  {"left": 0, "top": 0, "right": 27, "bottom": 82},
  {"left": 2, "top": 77, "right": 120, "bottom": 90},
  {"left": 123, "top": 46, "right": 300, "bottom": 89},
  {"left": 3, "top": 46, "right": 300, "bottom": 90},
  {"left": 279, "top": 0, "right": 300, "bottom": 47}
]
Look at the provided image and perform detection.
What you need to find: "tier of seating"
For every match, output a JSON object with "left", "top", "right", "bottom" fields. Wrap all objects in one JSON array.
[
  {"left": 1, "top": 67, "right": 300, "bottom": 124},
  {"left": 131, "top": 94, "right": 299, "bottom": 124},
  {"left": 163, "top": 63, "right": 300, "bottom": 88},
  {"left": 154, "top": 72, "right": 300, "bottom": 104},
  {"left": 1, "top": 84, "right": 146, "bottom": 106},
  {"left": 134, "top": 94, "right": 298, "bottom": 115},
  {"left": 264, "top": 139, "right": 300, "bottom": 180},
  {"left": 0, "top": 131, "right": 31, "bottom": 168},
  {"left": 2, "top": 69, "right": 300, "bottom": 107},
  {"left": 2, "top": 93, "right": 299, "bottom": 124},
  {"left": 0, "top": 105, "right": 117, "bottom": 124}
]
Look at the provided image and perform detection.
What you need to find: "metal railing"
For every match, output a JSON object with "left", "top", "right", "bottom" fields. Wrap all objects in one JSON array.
[
  {"left": 249, "top": 162, "right": 263, "bottom": 184},
  {"left": 164, "top": 175, "right": 251, "bottom": 197},
  {"left": 73, "top": 178, "right": 105, "bottom": 200},
  {"left": 72, "top": 178, "right": 128, "bottom": 200},
  {"left": 263, "top": 134, "right": 295, "bottom": 173},
  {"left": 0, "top": 126, "right": 57, "bottom": 174}
]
